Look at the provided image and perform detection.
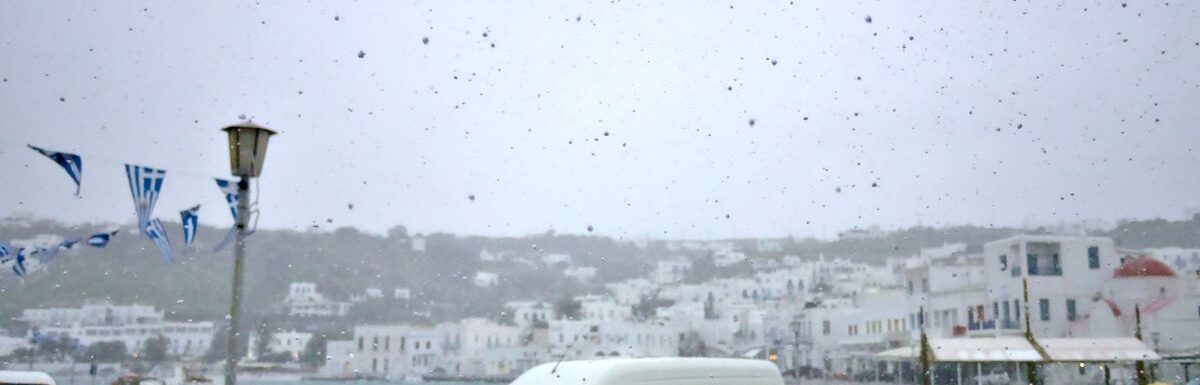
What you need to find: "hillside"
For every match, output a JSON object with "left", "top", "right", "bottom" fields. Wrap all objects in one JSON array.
[{"left": 2, "top": 216, "right": 1196, "bottom": 323}]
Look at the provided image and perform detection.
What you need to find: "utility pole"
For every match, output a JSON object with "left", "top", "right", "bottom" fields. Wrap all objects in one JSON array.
[
  {"left": 1022, "top": 279, "right": 1041, "bottom": 385},
  {"left": 223, "top": 176, "right": 251, "bottom": 385}
]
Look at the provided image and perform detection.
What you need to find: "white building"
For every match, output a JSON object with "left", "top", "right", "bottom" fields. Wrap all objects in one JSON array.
[
  {"left": 473, "top": 272, "right": 499, "bottom": 287},
  {"left": 563, "top": 266, "right": 597, "bottom": 283},
  {"left": 605, "top": 279, "right": 654, "bottom": 306},
  {"left": 285, "top": 282, "right": 351, "bottom": 317},
  {"left": 981, "top": 235, "right": 1121, "bottom": 338},
  {"left": 540, "top": 253, "right": 572, "bottom": 266},
  {"left": 322, "top": 324, "right": 444, "bottom": 378},
  {"left": 411, "top": 236, "right": 426, "bottom": 252},
  {"left": 901, "top": 250, "right": 986, "bottom": 339},
  {"left": 394, "top": 288, "right": 412, "bottom": 300},
  {"left": 248, "top": 330, "right": 313, "bottom": 360},
  {"left": 20, "top": 302, "right": 215, "bottom": 359},
  {"left": 506, "top": 301, "right": 554, "bottom": 329},
  {"left": 653, "top": 258, "right": 692, "bottom": 284},
  {"left": 548, "top": 319, "right": 681, "bottom": 359},
  {"left": 1088, "top": 256, "right": 1200, "bottom": 355},
  {"left": 577, "top": 295, "right": 632, "bottom": 322}
]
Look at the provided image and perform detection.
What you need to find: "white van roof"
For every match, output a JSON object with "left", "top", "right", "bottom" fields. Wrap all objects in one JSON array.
[
  {"left": 511, "top": 358, "right": 783, "bottom": 385},
  {"left": 0, "top": 371, "right": 56, "bottom": 385}
]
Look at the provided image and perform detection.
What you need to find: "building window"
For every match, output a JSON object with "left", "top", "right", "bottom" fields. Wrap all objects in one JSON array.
[
  {"left": 999, "top": 254, "right": 1008, "bottom": 271},
  {"left": 907, "top": 281, "right": 914, "bottom": 295},
  {"left": 1014, "top": 300, "right": 1021, "bottom": 323},
  {"left": 921, "top": 278, "right": 929, "bottom": 293},
  {"left": 1039, "top": 299, "right": 1050, "bottom": 321},
  {"left": 1066, "top": 299, "right": 1077, "bottom": 321},
  {"left": 358, "top": 336, "right": 364, "bottom": 351},
  {"left": 1088, "top": 246, "right": 1100, "bottom": 269},
  {"left": 373, "top": 336, "right": 379, "bottom": 351},
  {"left": 822, "top": 320, "right": 830, "bottom": 336}
]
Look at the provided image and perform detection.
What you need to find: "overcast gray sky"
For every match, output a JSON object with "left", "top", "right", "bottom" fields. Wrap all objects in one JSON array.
[{"left": 1, "top": 1, "right": 1198, "bottom": 239}]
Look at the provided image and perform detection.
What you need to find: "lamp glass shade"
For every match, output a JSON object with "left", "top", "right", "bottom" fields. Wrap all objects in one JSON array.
[{"left": 222, "top": 122, "right": 276, "bottom": 177}]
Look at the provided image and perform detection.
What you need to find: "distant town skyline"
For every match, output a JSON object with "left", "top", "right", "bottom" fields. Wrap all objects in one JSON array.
[{"left": 2, "top": 1, "right": 1198, "bottom": 239}]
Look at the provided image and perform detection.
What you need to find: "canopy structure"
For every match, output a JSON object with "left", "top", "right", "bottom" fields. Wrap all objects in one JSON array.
[
  {"left": 872, "top": 337, "right": 1163, "bottom": 364},
  {"left": 875, "top": 346, "right": 918, "bottom": 361},
  {"left": 1038, "top": 337, "right": 1161, "bottom": 362},
  {"left": 929, "top": 337, "right": 1043, "bottom": 362}
]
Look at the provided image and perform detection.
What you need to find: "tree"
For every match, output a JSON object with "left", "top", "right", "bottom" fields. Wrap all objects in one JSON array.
[
  {"left": 554, "top": 297, "right": 581, "bottom": 320},
  {"left": 254, "top": 320, "right": 274, "bottom": 360},
  {"left": 142, "top": 335, "right": 169, "bottom": 364},
  {"left": 301, "top": 333, "right": 329, "bottom": 367},
  {"left": 81, "top": 341, "right": 128, "bottom": 363}
]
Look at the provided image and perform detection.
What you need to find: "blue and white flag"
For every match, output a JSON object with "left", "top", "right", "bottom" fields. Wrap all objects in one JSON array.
[
  {"left": 214, "top": 179, "right": 239, "bottom": 221},
  {"left": 125, "top": 164, "right": 167, "bottom": 235},
  {"left": 87, "top": 230, "right": 119, "bottom": 248},
  {"left": 180, "top": 205, "right": 200, "bottom": 247},
  {"left": 28, "top": 145, "right": 83, "bottom": 196},
  {"left": 61, "top": 239, "right": 80, "bottom": 250},
  {"left": 32, "top": 244, "right": 61, "bottom": 264},
  {"left": 145, "top": 218, "right": 174, "bottom": 264},
  {"left": 11, "top": 248, "right": 28, "bottom": 277},
  {"left": 213, "top": 179, "right": 240, "bottom": 252},
  {"left": 0, "top": 241, "right": 15, "bottom": 263}
]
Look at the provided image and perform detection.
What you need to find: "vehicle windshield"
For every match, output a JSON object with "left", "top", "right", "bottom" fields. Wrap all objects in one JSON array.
[{"left": 2, "top": 2, "right": 1198, "bottom": 385}]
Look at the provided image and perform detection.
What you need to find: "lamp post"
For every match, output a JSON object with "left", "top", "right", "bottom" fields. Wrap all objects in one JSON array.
[{"left": 221, "top": 122, "right": 276, "bottom": 385}]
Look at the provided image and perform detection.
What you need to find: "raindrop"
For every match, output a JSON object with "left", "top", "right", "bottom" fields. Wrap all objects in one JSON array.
[
  {"left": 334, "top": 15, "right": 340, "bottom": 21},
  {"left": 586, "top": 225, "right": 594, "bottom": 232},
  {"left": 748, "top": 119, "right": 756, "bottom": 127},
  {"left": 864, "top": 15, "right": 873, "bottom": 23},
  {"left": 576, "top": 15, "right": 582, "bottom": 22},
  {"left": 58, "top": 97, "right": 65, "bottom": 102},
  {"left": 422, "top": 36, "right": 430, "bottom": 45},
  {"left": 357, "top": 50, "right": 366, "bottom": 58},
  {"left": 468, "top": 194, "right": 476, "bottom": 201}
]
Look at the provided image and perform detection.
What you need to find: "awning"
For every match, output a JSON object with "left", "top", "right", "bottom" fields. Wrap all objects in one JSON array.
[
  {"left": 1037, "top": 338, "right": 1161, "bottom": 362},
  {"left": 929, "top": 337, "right": 1043, "bottom": 362},
  {"left": 740, "top": 348, "right": 762, "bottom": 359},
  {"left": 875, "top": 346, "right": 918, "bottom": 360}
]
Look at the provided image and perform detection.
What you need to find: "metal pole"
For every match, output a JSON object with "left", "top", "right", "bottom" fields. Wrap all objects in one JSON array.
[
  {"left": 224, "top": 176, "right": 251, "bottom": 385},
  {"left": 1133, "top": 304, "right": 1148, "bottom": 385}
]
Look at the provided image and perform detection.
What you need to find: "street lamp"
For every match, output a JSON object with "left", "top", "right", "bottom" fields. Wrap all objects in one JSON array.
[{"left": 221, "top": 121, "right": 275, "bottom": 385}]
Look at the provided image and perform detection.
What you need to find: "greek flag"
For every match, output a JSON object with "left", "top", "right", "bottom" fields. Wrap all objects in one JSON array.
[
  {"left": 0, "top": 241, "right": 15, "bottom": 263},
  {"left": 28, "top": 145, "right": 83, "bottom": 196},
  {"left": 180, "top": 205, "right": 200, "bottom": 247},
  {"left": 145, "top": 218, "right": 174, "bottom": 264},
  {"left": 125, "top": 164, "right": 167, "bottom": 235},
  {"left": 213, "top": 179, "right": 239, "bottom": 252},
  {"left": 87, "top": 230, "right": 119, "bottom": 247},
  {"left": 11, "top": 248, "right": 28, "bottom": 277},
  {"left": 33, "top": 245, "right": 61, "bottom": 264},
  {"left": 61, "top": 239, "right": 80, "bottom": 250},
  {"left": 215, "top": 179, "right": 239, "bottom": 221}
]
